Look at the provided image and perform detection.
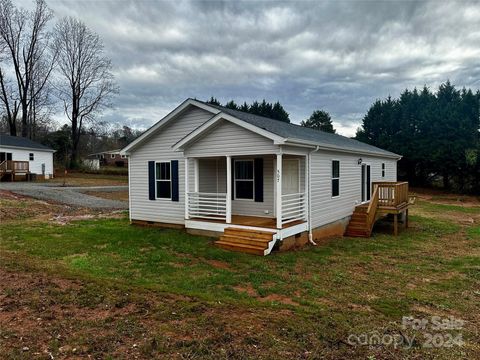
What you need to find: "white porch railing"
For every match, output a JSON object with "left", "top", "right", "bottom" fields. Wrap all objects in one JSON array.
[
  {"left": 281, "top": 192, "right": 307, "bottom": 226},
  {"left": 187, "top": 192, "right": 227, "bottom": 220}
]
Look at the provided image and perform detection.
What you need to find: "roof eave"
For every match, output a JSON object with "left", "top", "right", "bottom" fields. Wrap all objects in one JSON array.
[
  {"left": 283, "top": 138, "right": 402, "bottom": 159},
  {"left": 0, "top": 144, "right": 55, "bottom": 152}
]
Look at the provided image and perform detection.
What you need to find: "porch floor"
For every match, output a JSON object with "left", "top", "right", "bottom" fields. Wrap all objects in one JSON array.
[{"left": 190, "top": 215, "right": 305, "bottom": 229}]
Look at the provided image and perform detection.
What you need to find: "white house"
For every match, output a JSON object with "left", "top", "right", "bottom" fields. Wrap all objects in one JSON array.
[
  {"left": 0, "top": 134, "right": 55, "bottom": 180},
  {"left": 122, "top": 99, "right": 409, "bottom": 255}
]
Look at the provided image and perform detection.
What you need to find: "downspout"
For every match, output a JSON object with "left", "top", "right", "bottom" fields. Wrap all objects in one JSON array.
[{"left": 308, "top": 146, "right": 320, "bottom": 245}]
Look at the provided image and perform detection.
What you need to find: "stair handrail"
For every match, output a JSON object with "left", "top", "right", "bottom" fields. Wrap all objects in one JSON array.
[
  {"left": 365, "top": 184, "right": 379, "bottom": 235},
  {"left": 0, "top": 160, "right": 6, "bottom": 171}
]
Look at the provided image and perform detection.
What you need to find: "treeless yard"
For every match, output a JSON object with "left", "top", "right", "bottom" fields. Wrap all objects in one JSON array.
[
  {"left": 44, "top": 172, "right": 128, "bottom": 187},
  {"left": 0, "top": 190, "right": 478, "bottom": 359}
]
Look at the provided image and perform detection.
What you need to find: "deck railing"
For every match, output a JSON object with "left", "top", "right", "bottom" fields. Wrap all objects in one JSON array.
[
  {"left": 187, "top": 192, "right": 227, "bottom": 220},
  {"left": 365, "top": 185, "right": 380, "bottom": 235},
  {"left": 372, "top": 181, "right": 409, "bottom": 208},
  {"left": 0, "top": 160, "right": 29, "bottom": 172},
  {"left": 281, "top": 192, "right": 307, "bottom": 226}
]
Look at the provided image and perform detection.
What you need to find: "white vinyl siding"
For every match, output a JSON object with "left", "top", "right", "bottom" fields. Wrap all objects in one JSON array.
[
  {"left": 128, "top": 107, "right": 214, "bottom": 224},
  {"left": 310, "top": 150, "right": 397, "bottom": 229},
  {"left": 184, "top": 120, "right": 278, "bottom": 157}
]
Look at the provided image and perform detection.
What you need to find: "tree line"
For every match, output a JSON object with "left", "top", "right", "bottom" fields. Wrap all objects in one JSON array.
[
  {"left": 206, "top": 97, "right": 336, "bottom": 133},
  {"left": 0, "top": 0, "right": 117, "bottom": 168},
  {"left": 356, "top": 81, "right": 480, "bottom": 194}
]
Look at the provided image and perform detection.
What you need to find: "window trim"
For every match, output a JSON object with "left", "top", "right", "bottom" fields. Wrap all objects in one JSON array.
[
  {"left": 155, "top": 161, "right": 172, "bottom": 199},
  {"left": 29, "top": 153, "right": 34, "bottom": 161},
  {"left": 234, "top": 159, "right": 255, "bottom": 201},
  {"left": 110, "top": 153, "right": 116, "bottom": 159},
  {"left": 331, "top": 159, "right": 340, "bottom": 198},
  {"left": 121, "top": 154, "right": 127, "bottom": 159}
]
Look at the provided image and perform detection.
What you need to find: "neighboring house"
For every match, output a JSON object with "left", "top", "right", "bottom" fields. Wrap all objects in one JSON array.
[
  {"left": 122, "top": 99, "right": 410, "bottom": 256},
  {"left": 88, "top": 149, "right": 128, "bottom": 167},
  {"left": 0, "top": 134, "right": 55, "bottom": 180}
]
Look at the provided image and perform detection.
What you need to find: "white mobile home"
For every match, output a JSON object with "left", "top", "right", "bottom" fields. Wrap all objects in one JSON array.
[
  {"left": 0, "top": 134, "right": 55, "bottom": 180},
  {"left": 122, "top": 99, "right": 409, "bottom": 255}
]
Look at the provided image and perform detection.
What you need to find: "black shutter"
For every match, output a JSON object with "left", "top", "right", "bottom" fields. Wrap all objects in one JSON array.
[
  {"left": 148, "top": 161, "right": 156, "bottom": 200},
  {"left": 254, "top": 158, "right": 263, "bottom": 202},
  {"left": 231, "top": 157, "right": 235, "bottom": 200},
  {"left": 171, "top": 160, "right": 179, "bottom": 202}
]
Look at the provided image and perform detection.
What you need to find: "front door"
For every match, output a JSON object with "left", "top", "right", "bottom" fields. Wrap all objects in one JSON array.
[
  {"left": 0, "top": 152, "right": 12, "bottom": 162},
  {"left": 361, "top": 164, "right": 371, "bottom": 202},
  {"left": 282, "top": 159, "right": 300, "bottom": 194}
]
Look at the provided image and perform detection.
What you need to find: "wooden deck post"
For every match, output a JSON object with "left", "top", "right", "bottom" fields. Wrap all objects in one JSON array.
[
  {"left": 394, "top": 213, "right": 398, "bottom": 236},
  {"left": 226, "top": 155, "right": 232, "bottom": 224},
  {"left": 276, "top": 153, "right": 282, "bottom": 229}
]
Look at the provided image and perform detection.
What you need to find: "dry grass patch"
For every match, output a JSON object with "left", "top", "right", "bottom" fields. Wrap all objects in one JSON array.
[{"left": 83, "top": 190, "right": 129, "bottom": 201}]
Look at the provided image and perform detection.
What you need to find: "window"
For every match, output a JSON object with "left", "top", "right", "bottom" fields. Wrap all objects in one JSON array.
[
  {"left": 234, "top": 160, "right": 254, "bottom": 200},
  {"left": 332, "top": 160, "right": 340, "bottom": 197},
  {"left": 110, "top": 153, "right": 115, "bottom": 159},
  {"left": 382, "top": 163, "right": 385, "bottom": 178},
  {"left": 121, "top": 154, "right": 127, "bottom": 159},
  {"left": 29, "top": 153, "right": 34, "bottom": 161},
  {"left": 156, "top": 162, "right": 171, "bottom": 198}
]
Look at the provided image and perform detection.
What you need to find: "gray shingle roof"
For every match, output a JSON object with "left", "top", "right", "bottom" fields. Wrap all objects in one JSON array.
[
  {"left": 0, "top": 134, "right": 54, "bottom": 151},
  {"left": 198, "top": 101, "right": 400, "bottom": 158}
]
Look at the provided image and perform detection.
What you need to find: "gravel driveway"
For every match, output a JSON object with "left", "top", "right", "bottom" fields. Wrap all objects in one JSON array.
[{"left": 0, "top": 182, "right": 128, "bottom": 209}]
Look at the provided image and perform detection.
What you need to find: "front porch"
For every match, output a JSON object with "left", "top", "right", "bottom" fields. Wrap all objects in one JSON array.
[{"left": 183, "top": 153, "right": 309, "bottom": 255}]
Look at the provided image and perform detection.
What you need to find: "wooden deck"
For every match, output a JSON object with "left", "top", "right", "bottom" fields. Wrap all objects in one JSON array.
[
  {"left": 190, "top": 214, "right": 305, "bottom": 229},
  {"left": 0, "top": 160, "right": 30, "bottom": 181},
  {"left": 345, "top": 182, "right": 410, "bottom": 237}
]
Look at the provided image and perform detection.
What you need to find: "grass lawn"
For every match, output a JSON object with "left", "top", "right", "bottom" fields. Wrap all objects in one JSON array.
[
  {"left": 0, "top": 193, "right": 479, "bottom": 359},
  {"left": 41, "top": 172, "right": 128, "bottom": 187}
]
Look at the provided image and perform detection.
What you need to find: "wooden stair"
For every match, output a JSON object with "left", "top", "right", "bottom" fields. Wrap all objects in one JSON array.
[
  {"left": 215, "top": 227, "right": 276, "bottom": 256},
  {"left": 345, "top": 194, "right": 379, "bottom": 238}
]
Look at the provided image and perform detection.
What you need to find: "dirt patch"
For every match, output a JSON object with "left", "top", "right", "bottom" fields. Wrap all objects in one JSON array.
[
  {"left": 49, "top": 210, "right": 125, "bottom": 225},
  {"left": 0, "top": 190, "right": 70, "bottom": 222},
  {"left": 83, "top": 190, "right": 129, "bottom": 201},
  {"left": 234, "top": 284, "right": 258, "bottom": 297},
  {"left": 413, "top": 188, "right": 480, "bottom": 208},
  {"left": 206, "top": 259, "right": 231, "bottom": 270},
  {"left": 259, "top": 294, "right": 299, "bottom": 306}
]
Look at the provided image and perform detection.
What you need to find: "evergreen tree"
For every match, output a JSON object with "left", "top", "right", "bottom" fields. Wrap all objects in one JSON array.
[
  {"left": 205, "top": 98, "right": 290, "bottom": 122},
  {"left": 356, "top": 81, "right": 479, "bottom": 193},
  {"left": 301, "top": 110, "right": 336, "bottom": 133},
  {"left": 224, "top": 100, "right": 238, "bottom": 110},
  {"left": 206, "top": 96, "right": 220, "bottom": 105}
]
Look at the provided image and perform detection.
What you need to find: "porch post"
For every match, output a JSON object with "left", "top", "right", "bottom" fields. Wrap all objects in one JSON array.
[
  {"left": 226, "top": 155, "right": 232, "bottom": 224},
  {"left": 276, "top": 153, "right": 282, "bottom": 229},
  {"left": 185, "top": 157, "right": 189, "bottom": 220},
  {"left": 304, "top": 155, "right": 308, "bottom": 223},
  {"left": 194, "top": 158, "right": 199, "bottom": 192}
]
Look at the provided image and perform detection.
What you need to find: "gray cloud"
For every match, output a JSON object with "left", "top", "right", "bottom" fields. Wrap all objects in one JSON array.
[{"left": 19, "top": 0, "right": 480, "bottom": 136}]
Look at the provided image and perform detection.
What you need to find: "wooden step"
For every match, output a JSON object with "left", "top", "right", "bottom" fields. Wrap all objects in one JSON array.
[
  {"left": 223, "top": 227, "right": 275, "bottom": 240},
  {"left": 215, "top": 241, "right": 266, "bottom": 256},
  {"left": 219, "top": 234, "right": 271, "bottom": 247}
]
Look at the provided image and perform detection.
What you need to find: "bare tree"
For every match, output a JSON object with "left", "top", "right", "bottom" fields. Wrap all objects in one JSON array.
[
  {"left": 0, "top": 0, "right": 56, "bottom": 137},
  {"left": 53, "top": 17, "right": 118, "bottom": 168}
]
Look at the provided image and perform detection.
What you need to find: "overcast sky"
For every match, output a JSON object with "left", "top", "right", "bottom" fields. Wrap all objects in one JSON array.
[{"left": 19, "top": 0, "right": 480, "bottom": 136}]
